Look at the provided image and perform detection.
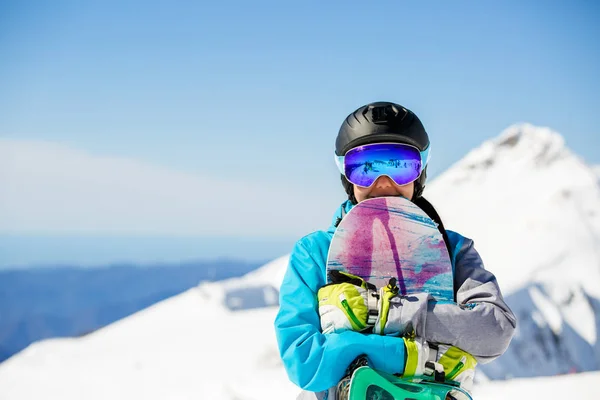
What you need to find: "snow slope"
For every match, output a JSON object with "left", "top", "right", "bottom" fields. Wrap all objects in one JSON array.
[
  {"left": 472, "top": 371, "right": 599, "bottom": 399},
  {"left": 1, "top": 124, "right": 600, "bottom": 398},
  {"left": 1, "top": 267, "right": 598, "bottom": 399},
  {"left": 0, "top": 258, "right": 297, "bottom": 400}
]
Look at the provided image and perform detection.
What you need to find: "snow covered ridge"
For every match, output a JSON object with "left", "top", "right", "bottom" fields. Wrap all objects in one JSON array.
[
  {"left": 455, "top": 123, "right": 570, "bottom": 173},
  {"left": 426, "top": 123, "right": 600, "bottom": 296},
  {"left": 207, "top": 255, "right": 288, "bottom": 311},
  {"left": 425, "top": 123, "right": 600, "bottom": 380},
  {"left": 1, "top": 123, "right": 600, "bottom": 399},
  {"left": 481, "top": 282, "right": 600, "bottom": 379},
  {"left": 0, "top": 257, "right": 298, "bottom": 400}
]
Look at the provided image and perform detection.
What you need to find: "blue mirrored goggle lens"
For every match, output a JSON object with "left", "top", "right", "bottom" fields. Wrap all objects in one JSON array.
[{"left": 344, "top": 143, "right": 423, "bottom": 187}]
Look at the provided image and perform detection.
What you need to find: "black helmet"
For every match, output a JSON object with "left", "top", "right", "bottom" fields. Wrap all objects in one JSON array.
[{"left": 335, "top": 102, "right": 430, "bottom": 202}]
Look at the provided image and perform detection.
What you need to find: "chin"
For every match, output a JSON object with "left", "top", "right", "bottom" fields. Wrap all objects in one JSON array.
[{"left": 368, "top": 193, "right": 403, "bottom": 199}]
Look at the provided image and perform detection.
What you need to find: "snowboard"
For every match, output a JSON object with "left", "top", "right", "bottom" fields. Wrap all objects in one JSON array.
[
  {"left": 326, "top": 196, "right": 469, "bottom": 400},
  {"left": 326, "top": 196, "right": 453, "bottom": 301}
]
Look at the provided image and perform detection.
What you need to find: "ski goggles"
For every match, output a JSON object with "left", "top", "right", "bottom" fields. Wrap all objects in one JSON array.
[{"left": 335, "top": 143, "right": 430, "bottom": 188}]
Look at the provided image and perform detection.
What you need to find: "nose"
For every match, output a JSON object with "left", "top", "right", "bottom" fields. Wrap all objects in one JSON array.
[{"left": 373, "top": 175, "right": 394, "bottom": 188}]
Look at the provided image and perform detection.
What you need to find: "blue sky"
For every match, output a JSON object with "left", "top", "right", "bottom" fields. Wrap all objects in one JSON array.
[{"left": 0, "top": 1, "right": 599, "bottom": 266}]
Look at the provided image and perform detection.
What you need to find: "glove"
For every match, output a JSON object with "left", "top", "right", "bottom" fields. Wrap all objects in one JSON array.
[
  {"left": 317, "top": 270, "right": 379, "bottom": 333},
  {"left": 373, "top": 281, "right": 432, "bottom": 337},
  {"left": 403, "top": 336, "right": 477, "bottom": 392},
  {"left": 372, "top": 278, "right": 399, "bottom": 335}
]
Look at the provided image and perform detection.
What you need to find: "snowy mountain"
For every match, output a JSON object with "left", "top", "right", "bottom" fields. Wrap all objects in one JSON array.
[
  {"left": 0, "top": 260, "right": 262, "bottom": 363},
  {"left": 0, "top": 257, "right": 296, "bottom": 400},
  {"left": 425, "top": 123, "right": 600, "bottom": 379},
  {"left": 426, "top": 123, "right": 600, "bottom": 297},
  {"left": 1, "top": 123, "right": 599, "bottom": 399}
]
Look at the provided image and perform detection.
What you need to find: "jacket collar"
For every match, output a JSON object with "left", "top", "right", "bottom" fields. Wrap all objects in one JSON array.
[{"left": 327, "top": 200, "right": 355, "bottom": 234}]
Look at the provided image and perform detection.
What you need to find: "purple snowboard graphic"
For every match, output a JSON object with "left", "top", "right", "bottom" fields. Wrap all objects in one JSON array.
[{"left": 327, "top": 196, "right": 453, "bottom": 301}]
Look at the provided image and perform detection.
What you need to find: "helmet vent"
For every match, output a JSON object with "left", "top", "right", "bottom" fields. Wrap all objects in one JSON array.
[{"left": 370, "top": 104, "right": 406, "bottom": 124}]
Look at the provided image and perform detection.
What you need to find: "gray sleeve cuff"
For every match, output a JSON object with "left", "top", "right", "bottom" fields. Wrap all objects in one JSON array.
[{"left": 383, "top": 292, "right": 432, "bottom": 336}]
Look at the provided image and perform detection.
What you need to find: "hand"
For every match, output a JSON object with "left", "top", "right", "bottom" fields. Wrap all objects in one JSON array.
[
  {"left": 373, "top": 283, "right": 432, "bottom": 337},
  {"left": 372, "top": 278, "right": 399, "bottom": 335},
  {"left": 317, "top": 270, "right": 379, "bottom": 333},
  {"left": 403, "top": 336, "right": 477, "bottom": 392}
]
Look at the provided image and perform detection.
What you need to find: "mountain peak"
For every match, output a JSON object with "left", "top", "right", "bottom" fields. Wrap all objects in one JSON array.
[
  {"left": 426, "top": 123, "right": 600, "bottom": 297},
  {"left": 493, "top": 123, "right": 566, "bottom": 162},
  {"left": 494, "top": 123, "right": 564, "bottom": 148},
  {"left": 456, "top": 123, "right": 571, "bottom": 174}
]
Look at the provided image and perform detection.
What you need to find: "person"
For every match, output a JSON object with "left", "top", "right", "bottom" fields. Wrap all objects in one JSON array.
[{"left": 274, "top": 102, "right": 517, "bottom": 400}]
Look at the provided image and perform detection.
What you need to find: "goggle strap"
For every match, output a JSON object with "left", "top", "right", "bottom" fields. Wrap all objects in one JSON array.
[
  {"left": 421, "top": 145, "right": 431, "bottom": 167},
  {"left": 335, "top": 154, "right": 345, "bottom": 174}
]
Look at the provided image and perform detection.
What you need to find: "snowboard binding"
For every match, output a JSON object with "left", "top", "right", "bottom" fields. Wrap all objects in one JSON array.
[{"left": 336, "top": 356, "right": 473, "bottom": 400}]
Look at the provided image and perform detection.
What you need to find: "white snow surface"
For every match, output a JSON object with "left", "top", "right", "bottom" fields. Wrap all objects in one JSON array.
[
  {"left": 1, "top": 274, "right": 598, "bottom": 399},
  {"left": 471, "top": 371, "right": 599, "bottom": 399},
  {"left": 2, "top": 123, "right": 600, "bottom": 398},
  {"left": 0, "top": 278, "right": 598, "bottom": 399}
]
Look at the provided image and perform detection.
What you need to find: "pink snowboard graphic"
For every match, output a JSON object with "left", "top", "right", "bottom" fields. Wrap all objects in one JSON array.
[{"left": 327, "top": 196, "right": 453, "bottom": 301}]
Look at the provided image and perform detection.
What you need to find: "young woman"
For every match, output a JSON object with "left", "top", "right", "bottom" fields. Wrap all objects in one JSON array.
[{"left": 275, "top": 102, "right": 516, "bottom": 400}]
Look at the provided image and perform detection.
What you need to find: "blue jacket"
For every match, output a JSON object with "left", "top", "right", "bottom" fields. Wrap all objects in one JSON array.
[{"left": 274, "top": 200, "right": 516, "bottom": 393}]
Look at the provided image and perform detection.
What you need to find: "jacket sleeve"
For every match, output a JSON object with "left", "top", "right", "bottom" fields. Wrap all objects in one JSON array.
[
  {"left": 274, "top": 239, "right": 407, "bottom": 392},
  {"left": 384, "top": 237, "right": 517, "bottom": 364}
]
